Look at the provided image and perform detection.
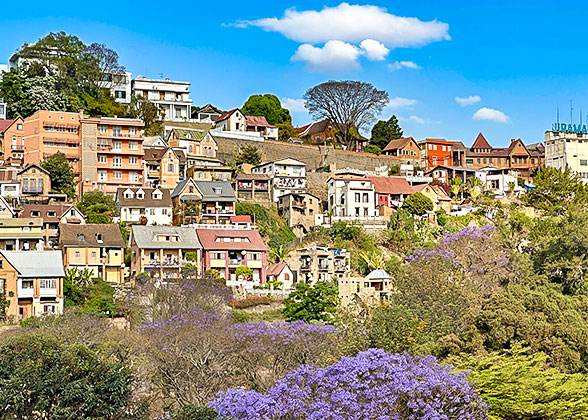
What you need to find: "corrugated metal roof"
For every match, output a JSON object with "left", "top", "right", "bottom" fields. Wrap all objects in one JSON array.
[
  {"left": 1, "top": 250, "right": 65, "bottom": 278},
  {"left": 131, "top": 225, "right": 202, "bottom": 250}
]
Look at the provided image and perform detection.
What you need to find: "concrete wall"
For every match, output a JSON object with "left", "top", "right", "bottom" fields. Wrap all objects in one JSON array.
[{"left": 215, "top": 137, "right": 417, "bottom": 172}]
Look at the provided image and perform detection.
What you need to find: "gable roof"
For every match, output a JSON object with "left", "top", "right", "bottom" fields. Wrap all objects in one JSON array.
[
  {"left": 194, "top": 180, "right": 236, "bottom": 202},
  {"left": 366, "top": 176, "right": 414, "bottom": 195},
  {"left": 298, "top": 119, "right": 331, "bottom": 137},
  {"left": 18, "top": 163, "right": 50, "bottom": 176},
  {"left": 216, "top": 108, "right": 241, "bottom": 123},
  {"left": 20, "top": 204, "right": 81, "bottom": 223},
  {"left": 59, "top": 224, "right": 124, "bottom": 248},
  {"left": 1, "top": 250, "right": 65, "bottom": 278},
  {"left": 231, "top": 215, "right": 252, "bottom": 223},
  {"left": 171, "top": 178, "right": 199, "bottom": 198},
  {"left": 196, "top": 104, "right": 223, "bottom": 115},
  {"left": 267, "top": 261, "right": 290, "bottom": 276},
  {"left": 245, "top": 115, "right": 276, "bottom": 128},
  {"left": 383, "top": 137, "right": 418, "bottom": 152},
  {"left": 169, "top": 128, "right": 208, "bottom": 142},
  {"left": 366, "top": 269, "right": 392, "bottom": 280},
  {"left": 0, "top": 119, "right": 15, "bottom": 133},
  {"left": 116, "top": 187, "right": 173, "bottom": 208},
  {"left": 254, "top": 157, "right": 306, "bottom": 168},
  {"left": 143, "top": 147, "right": 184, "bottom": 163},
  {"left": 196, "top": 228, "right": 268, "bottom": 251},
  {"left": 506, "top": 138, "right": 531, "bottom": 156},
  {"left": 131, "top": 225, "right": 202, "bottom": 249},
  {"left": 471, "top": 133, "right": 492, "bottom": 149}
]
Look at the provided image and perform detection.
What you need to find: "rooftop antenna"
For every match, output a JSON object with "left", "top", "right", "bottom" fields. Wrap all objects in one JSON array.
[
  {"left": 158, "top": 73, "right": 164, "bottom": 79},
  {"left": 557, "top": 105, "right": 560, "bottom": 125},
  {"left": 581, "top": 107, "right": 583, "bottom": 126},
  {"left": 570, "top": 100, "right": 574, "bottom": 125}
]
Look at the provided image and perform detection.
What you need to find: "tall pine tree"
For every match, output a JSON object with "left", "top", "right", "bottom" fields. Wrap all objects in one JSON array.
[{"left": 370, "top": 115, "right": 404, "bottom": 149}]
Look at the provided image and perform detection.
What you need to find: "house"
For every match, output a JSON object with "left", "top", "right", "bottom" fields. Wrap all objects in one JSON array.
[
  {"left": 18, "top": 164, "right": 51, "bottom": 198},
  {"left": 59, "top": 224, "right": 125, "bottom": 283},
  {"left": 298, "top": 119, "right": 336, "bottom": 144},
  {"left": 294, "top": 246, "right": 350, "bottom": 285},
  {"left": 277, "top": 192, "right": 321, "bottom": 237},
  {"left": 382, "top": 137, "right": 421, "bottom": 163},
  {"left": 166, "top": 129, "right": 217, "bottom": 162},
  {"left": 143, "top": 147, "right": 184, "bottom": 188},
  {"left": 129, "top": 225, "right": 202, "bottom": 279},
  {"left": 464, "top": 133, "right": 542, "bottom": 177},
  {"left": 338, "top": 269, "right": 393, "bottom": 306},
  {"left": 196, "top": 227, "right": 268, "bottom": 288},
  {"left": 194, "top": 104, "right": 223, "bottom": 122},
  {"left": 418, "top": 139, "right": 455, "bottom": 170},
  {"left": 131, "top": 76, "right": 192, "bottom": 121},
  {"left": 475, "top": 167, "right": 523, "bottom": 196},
  {"left": 252, "top": 158, "right": 306, "bottom": 202},
  {"left": 425, "top": 165, "right": 477, "bottom": 185},
  {"left": 235, "top": 173, "right": 271, "bottom": 205},
  {"left": 19, "top": 204, "right": 85, "bottom": 247},
  {"left": 245, "top": 115, "right": 278, "bottom": 140},
  {"left": 366, "top": 176, "right": 414, "bottom": 208},
  {"left": 0, "top": 218, "right": 44, "bottom": 250},
  {"left": 0, "top": 250, "right": 65, "bottom": 320},
  {"left": 0, "top": 116, "right": 25, "bottom": 166},
  {"left": 185, "top": 159, "right": 233, "bottom": 182},
  {"left": 171, "top": 179, "right": 236, "bottom": 225},
  {"left": 266, "top": 261, "right": 294, "bottom": 290},
  {"left": 412, "top": 184, "right": 452, "bottom": 213},
  {"left": 328, "top": 175, "right": 382, "bottom": 225},
  {"left": 450, "top": 141, "right": 467, "bottom": 167},
  {"left": 116, "top": 187, "right": 173, "bottom": 225},
  {"left": 215, "top": 108, "right": 247, "bottom": 132}
]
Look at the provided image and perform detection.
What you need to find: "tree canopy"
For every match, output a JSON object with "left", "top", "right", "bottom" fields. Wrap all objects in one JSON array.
[
  {"left": 234, "top": 145, "right": 262, "bottom": 166},
  {"left": 40, "top": 152, "right": 76, "bottom": 199},
  {"left": 283, "top": 282, "right": 338, "bottom": 323},
  {"left": 242, "top": 94, "right": 292, "bottom": 126},
  {"left": 370, "top": 115, "right": 403, "bottom": 149},
  {"left": 77, "top": 191, "right": 119, "bottom": 223},
  {"left": 402, "top": 192, "right": 434, "bottom": 216},
  {"left": 303, "top": 80, "right": 389, "bottom": 149}
]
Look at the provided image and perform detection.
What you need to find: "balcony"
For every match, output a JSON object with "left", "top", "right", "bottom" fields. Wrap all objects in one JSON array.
[
  {"left": 228, "top": 258, "right": 244, "bottom": 267},
  {"left": 18, "top": 281, "right": 33, "bottom": 298},
  {"left": 148, "top": 170, "right": 161, "bottom": 178},
  {"left": 40, "top": 287, "right": 57, "bottom": 298},
  {"left": 146, "top": 257, "right": 186, "bottom": 267}
]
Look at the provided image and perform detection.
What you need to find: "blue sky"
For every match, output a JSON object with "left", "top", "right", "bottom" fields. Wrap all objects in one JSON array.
[{"left": 1, "top": 1, "right": 587, "bottom": 147}]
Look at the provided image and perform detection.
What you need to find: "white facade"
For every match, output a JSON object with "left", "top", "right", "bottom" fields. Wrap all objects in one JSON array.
[
  {"left": 328, "top": 177, "right": 379, "bottom": 222},
  {"left": 252, "top": 158, "right": 306, "bottom": 202},
  {"left": 545, "top": 130, "right": 588, "bottom": 181},
  {"left": 215, "top": 109, "right": 246, "bottom": 132},
  {"left": 132, "top": 77, "right": 192, "bottom": 121},
  {"left": 475, "top": 167, "right": 521, "bottom": 196},
  {"left": 118, "top": 188, "right": 173, "bottom": 225},
  {"left": 0, "top": 182, "right": 20, "bottom": 199},
  {"left": 0, "top": 101, "right": 6, "bottom": 120},
  {"left": 101, "top": 71, "right": 132, "bottom": 104}
]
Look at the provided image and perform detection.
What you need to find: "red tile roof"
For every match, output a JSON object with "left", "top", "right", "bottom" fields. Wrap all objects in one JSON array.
[
  {"left": 231, "top": 215, "right": 252, "bottom": 223},
  {"left": 0, "top": 120, "right": 15, "bottom": 133},
  {"left": 383, "top": 137, "right": 417, "bottom": 152},
  {"left": 267, "top": 261, "right": 289, "bottom": 276},
  {"left": 367, "top": 176, "right": 414, "bottom": 195},
  {"left": 196, "top": 228, "right": 268, "bottom": 251},
  {"left": 471, "top": 133, "right": 492, "bottom": 149},
  {"left": 216, "top": 108, "right": 240, "bottom": 123},
  {"left": 245, "top": 115, "right": 275, "bottom": 128}
]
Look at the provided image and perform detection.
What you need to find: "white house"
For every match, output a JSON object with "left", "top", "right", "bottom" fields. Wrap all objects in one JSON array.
[
  {"left": 0, "top": 181, "right": 19, "bottom": 199},
  {"left": 131, "top": 76, "right": 192, "bottom": 121},
  {"left": 475, "top": 167, "right": 523, "bottom": 196},
  {"left": 215, "top": 108, "right": 247, "bottom": 132},
  {"left": 252, "top": 158, "right": 306, "bottom": 202},
  {"left": 327, "top": 175, "right": 380, "bottom": 222},
  {"left": 116, "top": 187, "right": 173, "bottom": 225},
  {"left": 101, "top": 70, "right": 132, "bottom": 104}
]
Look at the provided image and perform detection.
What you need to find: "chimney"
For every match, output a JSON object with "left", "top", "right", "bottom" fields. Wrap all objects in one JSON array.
[{"left": 79, "top": 109, "right": 84, "bottom": 118}]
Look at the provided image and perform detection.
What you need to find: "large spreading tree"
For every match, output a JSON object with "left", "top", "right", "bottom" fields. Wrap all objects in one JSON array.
[
  {"left": 303, "top": 80, "right": 389, "bottom": 149},
  {"left": 242, "top": 94, "right": 292, "bottom": 126}
]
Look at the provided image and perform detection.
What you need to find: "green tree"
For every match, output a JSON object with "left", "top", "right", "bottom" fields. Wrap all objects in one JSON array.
[
  {"left": 363, "top": 144, "right": 382, "bottom": 155},
  {"left": 449, "top": 177, "right": 463, "bottom": 198},
  {"left": 467, "top": 176, "right": 484, "bottom": 199},
  {"left": 77, "top": 191, "right": 118, "bottom": 223},
  {"left": 40, "top": 151, "right": 76, "bottom": 198},
  {"left": 283, "top": 282, "right": 338, "bottom": 323},
  {"left": 235, "top": 266, "right": 253, "bottom": 280},
  {"left": 525, "top": 166, "right": 588, "bottom": 216},
  {"left": 128, "top": 95, "right": 164, "bottom": 136},
  {"left": 276, "top": 122, "right": 298, "bottom": 142},
  {"left": 370, "top": 115, "right": 403, "bottom": 149},
  {"left": 0, "top": 334, "right": 136, "bottom": 419},
  {"left": 241, "top": 94, "right": 292, "bottom": 126},
  {"left": 234, "top": 145, "right": 262, "bottom": 166},
  {"left": 0, "top": 289, "right": 10, "bottom": 322},
  {"left": 402, "top": 192, "right": 434, "bottom": 216}
]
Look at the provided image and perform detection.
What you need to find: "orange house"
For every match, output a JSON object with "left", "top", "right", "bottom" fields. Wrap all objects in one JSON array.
[
  {"left": 0, "top": 116, "right": 25, "bottom": 166},
  {"left": 420, "top": 139, "right": 454, "bottom": 170}
]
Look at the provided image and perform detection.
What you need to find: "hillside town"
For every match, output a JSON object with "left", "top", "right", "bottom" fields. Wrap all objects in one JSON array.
[{"left": 3, "top": 26, "right": 588, "bottom": 420}]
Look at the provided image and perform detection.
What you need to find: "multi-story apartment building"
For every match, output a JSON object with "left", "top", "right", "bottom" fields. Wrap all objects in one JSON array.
[
  {"left": 545, "top": 129, "right": 588, "bottom": 180},
  {"left": 295, "top": 246, "right": 350, "bottom": 285},
  {"left": 20, "top": 204, "right": 85, "bottom": 248},
  {"left": 24, "top": 110, "right": 82, "bottom": 177},
  {"left": 116, "top": 187, "right": 173, "bottom": 225},
  {"left": 129, "top": 225, "right": 202, "bottom": 279},
  {"left": 252, "top": 158, "right": 306, "bottom": 202},
  {"left": 101, "top": 71, "right": 132, "bottom": 104},
  {"left": 131, "top": 77, "right": 192, "bottom": 121},
  {"left": 419, "top": 138, "right": 454, "bottom": 170},
  {"left": 277, "top": 192, "right": 321, "bottom": 237},
  {"left": 327, "top": 175, "right": 380, "bottom": 221},
  {"left": 80, "top": 116, "right": 144, "bottom": 194},
  {"left": 235, "top": 173, "right": 271, "bottom": 206},
  {"left": 0, "top": 218, "right": 44, "bottom": 250},
  {"left": 171, "top": 179, "right": 236, "bottom": 225},
  {"left": 0, "top": 116, "right": 25, "bottom": 166},
  {"left": 59, "top": 224, "right": 125, "bottom": 283},
  {"left": 0, "top": 250, "right": 65, "bottom": 320},
  {"left": 196, "top": 227, "right": 268, "bottom": 288}
]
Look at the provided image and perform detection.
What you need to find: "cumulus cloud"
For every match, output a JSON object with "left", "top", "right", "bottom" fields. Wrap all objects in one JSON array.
[
  {"left": 359, "top": 39, "right": 389, "bottom": 61},
  {"left": 409, "top": 115, "right": 426, "bottom": 124},
  {"left": 292, "top": 40, "right": 361, "bottom": 72},
  {"left": 387, "top": 97, "right": 418, "bottom": 109},
  {"left": 387, "top": 61, "right": 422, "bottom": 71},
  {"left": 281, "top": 97, "right": 306, "bottom": 112},
  {"left": 398, "top": 115, "right": 440, "bottom": 125},
  {"left": 235, "top": 3, "right": 450, "bottom": 48},
  {"left": 455, "top": 95, "right": 481, "bottom": 107},
  {"left": 472, "top": 107, "right": 510, "bottom": 123}
]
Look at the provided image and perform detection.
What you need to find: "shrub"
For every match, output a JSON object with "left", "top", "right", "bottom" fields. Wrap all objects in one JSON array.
[{"left": 229, "top": 295, "right": 272, "bottom": 309}]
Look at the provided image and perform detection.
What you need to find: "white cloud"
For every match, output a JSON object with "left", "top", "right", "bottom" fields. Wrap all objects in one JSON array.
[
  {"left": 360, "top": 39, "right": 389, "bottom": 61},
  {"left": 387, "top": 61, "right": 422, "bottom": 71},
  {"left": 281, "top": 97, "right": 306, "bottom": 112},
  {"left": 455, "top": 95, "right": 481, "bottom": 107},
  {"left": 398, "top": 115, "right": 440, "bottom": 125},
  {"left": 236, "top": 3, "right": 450, "bottom": 48},
  {"left": 387, "top": 97, "right": 418, "bottom": 109},
  {"left": 292, "top": 40, "right": 361, "bottom": 72},
  {"left": 472, "top": 107, "right": 510, "bottom": 123},
  {"left": 409, "top": 115, "right": 426, "bottom": 124}
]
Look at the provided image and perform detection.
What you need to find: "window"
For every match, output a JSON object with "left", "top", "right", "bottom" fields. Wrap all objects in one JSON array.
[
  {"left": 581, "top": 160, "right": 588, "bottom": 166},
  {"left": 129, "top": 141, "right": 138, "bottom": 150},
  {"left": 129, "top": 156, "right": 138, "bottom": 165},
  {"left": 354, "top": 192, "right": 361, "bottom": 202},
  {"left": 150, "top": 209, "right": 156, "bottom": 215},
  {"left": 98, "top": 171, "right": 107, "bottom": 181},
  {"left": 212, "top": 252, "right": 225, "bottom": 260},
  {"left": 113, "top": 171, "right": 122, "bottom": 179},
  {"left": 162, "top": 208, "right": 168, "bottom": 215},
  {"left": 362, "top": 193, "right": 368, "bottom": 203},
  {"left": 91, "top": 251, "right": 96, "bottom": 257},
  {"left": 129, "top": 172, "right": 138, "bottom": 183},
  {"left": 98, "top": 155, "right": 107, "bottom": 163},
  {"left": 113, "top": 156, "right": 122, "bottom": 167},
  {"left": 75, "top": 251, "right": 80, "bottom": 257},
  {"left": 98, "top": 125, "right": 107, "bottom": 134},
  {"left": 112, "top": 141, "right": 122, "bottom": 151},
  {"left": 442, "top": 145, "right": 446, "bottom": 151},
  {"left": 113, "top": 127, "right": 122, "bottom": 137},
  {"left": 17, "top": 124, "right": 22, "bottom": 130},
  {"left": 43, "top": 305, "right": 56, "bottom": 313},
  {"left": 167, "top": 163, "right": 175, "bottom": 173},
  {"left": 96, "top": 233, "right": 103, "bottom": 243},
  {"left": 40, "top": 278, "right": 56, "bottom": 289},
  {"left": 31, "top": 210, "right": 40, "bottom": 217},
  {"left": 47, "top": 211, "right": 56, "bottom": 217},
  {"left": 115, "top": 90, "right": 126, "bottom": 99},
  {"left": 129, "top": 127, "right": 137, "bottom": 135}
]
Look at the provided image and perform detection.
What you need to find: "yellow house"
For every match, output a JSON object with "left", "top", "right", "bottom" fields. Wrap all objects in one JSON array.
[
  {"left": 59, "top": 224, "right": 125, "bottom": 283},
  {"left": 412, "top": 184, "right": 452, "bottom": 213},
  {"left": 0, "top": 217, "right": 44, "bottom": 250}
]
